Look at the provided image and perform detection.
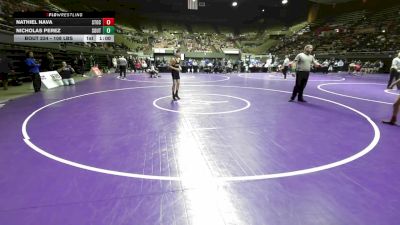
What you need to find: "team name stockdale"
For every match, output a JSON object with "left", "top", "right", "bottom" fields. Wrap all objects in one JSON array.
[{"left": 15, "top": 20, "right": 53, "bottom": 25}]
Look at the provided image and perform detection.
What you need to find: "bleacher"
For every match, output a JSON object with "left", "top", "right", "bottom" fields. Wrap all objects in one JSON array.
[
  {"left": 191, "top": 24, "right": 215, "bottom": 34},
  {"left": 218, "top": 26, "right": 234, "bottom": 36},
  {"left": 266, "top": 26, "right": 288, "bottom": 36},
  {"left": 370, "top": 5, "right": 400, "bottom": 22},
  {"left": 161, "top": 22, "right": 186, "bottom": 33},
  {"left": 270, "top": 3, "right": 400, "bottom": 58},
  {"left": 288, "top": 22, "right": 309, "bottom": 34},
  {"left": 2, "top": 0, "right": 398, "bottom": 67},
  {"left": 140, "top": 22, "right": 159, "bottom": 33},
  {"left": 332, "top": 10, "right": 367, "bottom": 26}
]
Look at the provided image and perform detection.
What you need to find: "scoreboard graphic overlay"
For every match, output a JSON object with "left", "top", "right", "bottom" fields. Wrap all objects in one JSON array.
[{"left": 14, "top": 12, "right": 115, "bottom": 43}]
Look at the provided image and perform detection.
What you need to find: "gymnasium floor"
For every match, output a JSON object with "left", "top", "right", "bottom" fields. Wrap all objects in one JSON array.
[{"left": 0, "top": 72, "right": 399, "bottom": 225}]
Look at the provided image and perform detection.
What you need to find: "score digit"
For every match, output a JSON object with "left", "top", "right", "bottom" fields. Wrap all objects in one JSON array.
[
  {"left": 102, "top": 18, "right": 115, "bottom": 26},
  {"left": 103, "top": 26, "right": 115, "bottom": 34}
]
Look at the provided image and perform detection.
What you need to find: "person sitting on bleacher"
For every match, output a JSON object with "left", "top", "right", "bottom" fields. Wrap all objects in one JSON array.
[
  {"left": 0, "top": 52, "right": 14, "bottom": 90},
  {"left": 57, "top": 61, "right": 75, "bottom": 86}
]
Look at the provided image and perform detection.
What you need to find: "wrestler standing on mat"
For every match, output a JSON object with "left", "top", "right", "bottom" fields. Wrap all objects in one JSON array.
[{"left": 169, "top": 50, "right": 182, "bottom": 101}]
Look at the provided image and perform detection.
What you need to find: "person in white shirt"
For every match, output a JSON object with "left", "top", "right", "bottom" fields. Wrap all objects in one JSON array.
[
  {"left": 244, "top": 62, "right": 249, "bottom": 73},
  {"left": 322, "top": 60, "right": 329, "bottom": 74},
  {"left": 226, "top": 60, "right": 233, "bottom": 73},
  {"left": 382, "top": 78, "right": 400, "bottom": 125},
  {"left": 118, "top": 56, "right": 127, "bottom": 79},
  {"left": 387, "top": 52, "right": 400, "bottom": 89},
  {"left": 266, "top": 58, "right": 273, "bottom": 72},
  {"left": 282, "top": 56, "right": 290, "bottom": 79},
  {"left": 141, "top": 59, "right": 148, "bottom": 71},
  {"left": 337, "top": 60, "right": 344, "bottom": 72},
  {"left": 147, "top": 64, "right": 159, "bottom": 78},
  {"left": 112, "top": 56, "right": 117, "bottom": 71},
  {"left": 200, "top": 59, "right": 206, "bottom": 72},
  {"left": 192, "top": 60, "right": 198, "bottom": 73},
  {"left": 289, "top": 45, "right": 320, "bottom": 102}
]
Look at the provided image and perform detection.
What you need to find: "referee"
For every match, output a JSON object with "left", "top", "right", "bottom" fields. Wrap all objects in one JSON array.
[
  {"left": 118, "top": 55, "right": 127, "bottom": 79},
  {"left": 289, "top": 45, "right": 320, "bottom": 102},
  {"left": 282, "top": 55, "right": 290, "bottom": 79},
  {"left": 387, "top": 52, "right": 400, "bottom": 90},
  {"left": 383, "top": 78, "right": 400, "bottom": 125}
]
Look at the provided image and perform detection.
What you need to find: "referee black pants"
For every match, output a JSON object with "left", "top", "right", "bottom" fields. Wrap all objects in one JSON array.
[
  {"left": 387, "top": 68, "right": 400, "bottom": 89},
  {"left": 119, "top": 65, "right": 126, "bottom": 78},
  {"left": 291, "top": 71, "right": 309, "bottom": 101},
  {"left": 282, "top": 66, "right": 289, "bottom": 79}
]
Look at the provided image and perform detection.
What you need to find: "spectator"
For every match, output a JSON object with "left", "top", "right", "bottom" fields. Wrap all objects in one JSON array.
[
  {"left": 41, "top": 52, "right": 54, "bottom": 72},
  {"left": 25, "top": 51, "right": 41, "bottom": 92},
  {"left": 89, "top": 55, "right": 95, "bottom": 67},
  {"left": 57, "top": 61, "right": 75, "bottom": 86},
  {"left": 282, "top": 56, "right": 290, "bottom": 79},
  {"left": 112, "top": 56, "right": 117, "bottom": 69},
  {"left": 0, "top": 52, "right": 13, "bottom": 90},
  {"left": 78, "top": 52, "right": 86, "bottom": 76},
  {"left": 337, "top": 59, "right": 344, "bottom": 72},
  {"left": 147, "top": 63, "right": 159, "bottom": 78},
  {"left": 387, "top": 52, "right": 400, "bottom": 89}
]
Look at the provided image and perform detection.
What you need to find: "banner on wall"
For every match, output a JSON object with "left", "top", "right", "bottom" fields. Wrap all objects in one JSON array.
[{"left": 223, "top": 48, "right": 240, "bottom": 54}]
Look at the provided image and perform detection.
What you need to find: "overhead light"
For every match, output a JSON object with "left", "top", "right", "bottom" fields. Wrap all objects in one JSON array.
[
  {"left": 232, "top": 1, "right": 238, "bottom": 7},
  {"left": 262, "top": 9, "right": 265, "bottom": 12},
  {"left": 282, "top": 0, "right": 288, "bottom": 5},
  {"left": 193, "top": 0, "right": 196, "bottom": 2}
]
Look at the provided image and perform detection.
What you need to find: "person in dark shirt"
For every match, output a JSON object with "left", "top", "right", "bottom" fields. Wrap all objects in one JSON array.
[
  {"left": 0, "top": 52, "right": 14, "bottom": 90},
  {"left": 25, "top": 51, "right": 41, "bottom": 92},
  {"left": 169, "top": 50, "right": 182, "bottom": 100},
  {"left": 41, "top": 52, "right": 54, "bottom": 72},
  {"left": 89, "top": 55, "right": 95, "bottom": 67},
  {"left": 57, "top": 61, "right": 75, "bottom": 86},
  {"left": 78, "top": 52, "right": 86, "bottom": 76}
]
